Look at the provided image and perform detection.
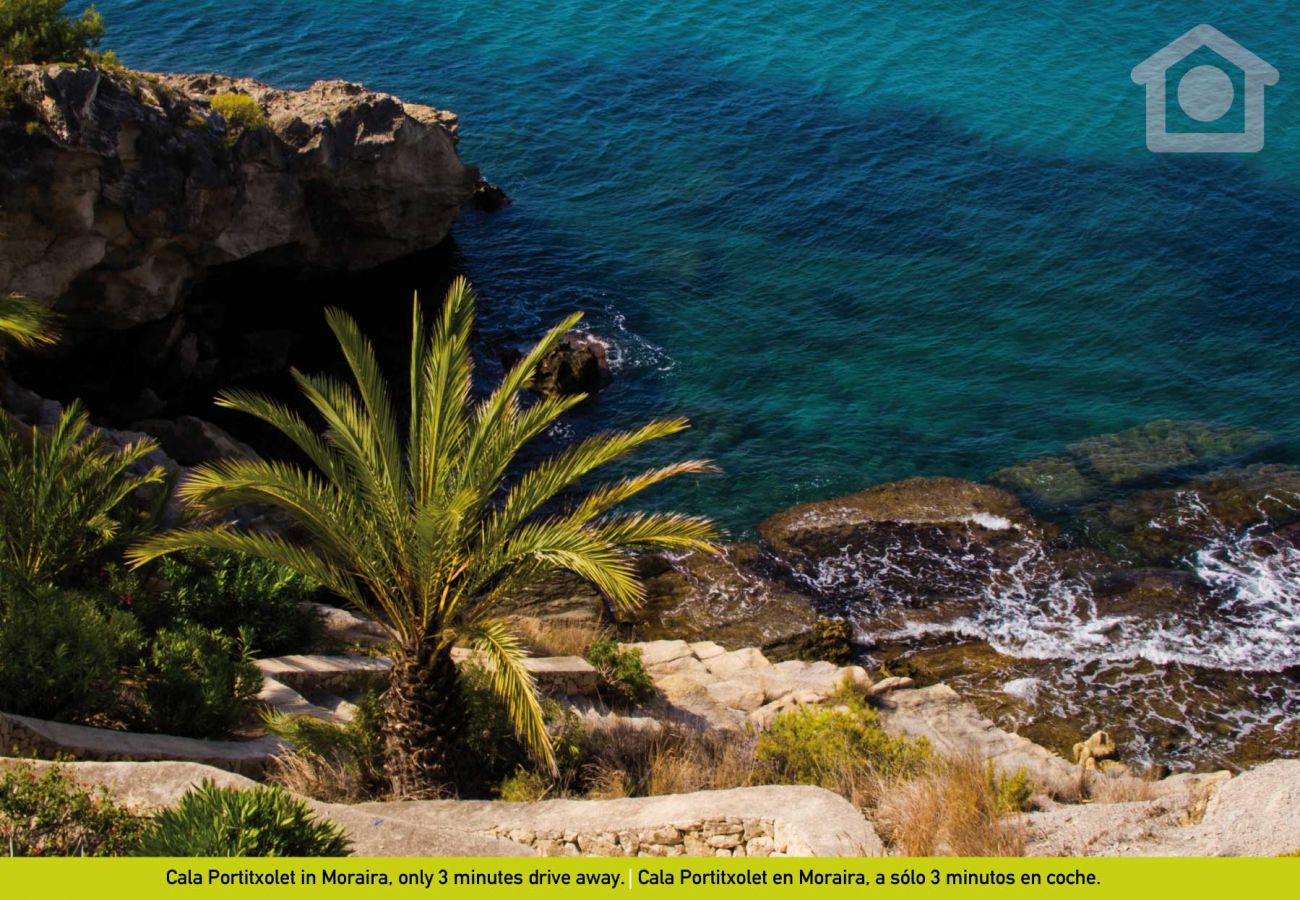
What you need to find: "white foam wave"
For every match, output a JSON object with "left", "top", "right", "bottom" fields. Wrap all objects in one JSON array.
[
  {"left": 830, "top": 492, "right": 1300, "bottom": 673},
  {"left": 599, "top": 306, "right": 675, "bottom": 374}
]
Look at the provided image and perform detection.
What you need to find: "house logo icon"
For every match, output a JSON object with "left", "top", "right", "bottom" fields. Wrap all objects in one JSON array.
[{"left": 1131, "top": 25, "right": 1278, "bottom": 153}]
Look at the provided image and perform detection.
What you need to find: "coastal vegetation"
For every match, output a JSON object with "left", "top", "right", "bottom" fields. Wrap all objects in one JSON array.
[
  {"left": 208, "top": 91, "right": 266, "bottom": 132},
  {"left": 132, "top": 781, "right": 350, "bottom": 857},
  {"left": 0, "top": 761, "right": 351, "bottom": 857},
  {"left": 128, "top": 276, "right": 719, "bottom": 796},
  {"left": 0, "top": 1, "right": 103, "bottom": 67},
  {"left": 0, "top": 760, "right": 144, "bottom": 856}
]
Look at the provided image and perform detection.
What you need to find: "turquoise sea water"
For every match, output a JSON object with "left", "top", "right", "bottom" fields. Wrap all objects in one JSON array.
[{"left": 96, "top": 0, "right": 1300, "bottom": 537}]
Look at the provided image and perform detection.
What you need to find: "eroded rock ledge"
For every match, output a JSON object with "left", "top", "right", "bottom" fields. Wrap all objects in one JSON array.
[{"left": 0, "top": 64, "right": 480, "bottom": 328}]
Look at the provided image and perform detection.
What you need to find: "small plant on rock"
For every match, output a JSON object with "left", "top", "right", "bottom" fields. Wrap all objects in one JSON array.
[
  {"left": 132, "top": 781, "right": 350, "bottom": 857},
  {"left": 0, "top": 401, "right": 164, "bottom": 590},
  {"left": 209, "top": 91, "right": 265, "bottom": 139},
  {"left": 262, "top": 689, "right": 386, "bottom": 802},
  {"left": 755, "top": 695, "right": 929, "bottom": 806},
  {"left": 0, "top": 294, "right": 57, "bottom": 351},
  {"left": 586, "top": 638, "right": 654, "bottom": 706}
]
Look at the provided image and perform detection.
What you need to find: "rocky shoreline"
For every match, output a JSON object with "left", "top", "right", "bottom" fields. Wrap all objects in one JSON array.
[{"left": 3, "top": 62, "right": 1299, "bottom": 856}]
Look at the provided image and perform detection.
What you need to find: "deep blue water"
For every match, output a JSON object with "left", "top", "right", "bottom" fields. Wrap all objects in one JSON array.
[{"left": 96, "top": 1, "right": 1300, "bottom": 536}]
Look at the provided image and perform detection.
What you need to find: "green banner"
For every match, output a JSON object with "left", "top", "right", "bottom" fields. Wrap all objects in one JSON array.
[{"left": 0, "top": 858, "right": 1294, "bottom": 898}]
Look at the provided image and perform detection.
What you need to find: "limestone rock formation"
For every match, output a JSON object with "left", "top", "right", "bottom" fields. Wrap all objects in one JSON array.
[{"left": 0, "top": 64, "right": 479, "bottom": 328}]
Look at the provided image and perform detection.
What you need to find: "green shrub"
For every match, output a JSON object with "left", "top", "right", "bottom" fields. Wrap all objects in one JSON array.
[
  {"left": 755, "top": 696, "right": 930, "bottom": 803},
  {"left": 497, "top": 769, "right": 551, "bottom": 802},
  {"left": 133, "top": 781, "right": 350, "bottom": 857},
  {"left": 0, "top": 401, "right": 164, "bottom": 590},
  {"left": 138, "top": 549, "right": 321, "bottom": 656},
  {"left": 989, "top": 763, "right": 1034, "bottom": 813},
  {"left": 0, "top": 584, "right": 140, "bottom": 721},
  {"left": 586, "top": 638, "right": 654, "bottom": 706},
  {"left": 209, "top": 91, "right": 265, "bottom": 132},
  {"left": 140, "top": 624, "right": 260, "bottom": 738},
  {"left": 0, "top": 760, "right": 144, "bottom": 856},
  {"left": 262, "top": 689, "right": 386, "bottom": 799},
  {"left": 0, "top": 1, "right": 104, "bottom": 66}
]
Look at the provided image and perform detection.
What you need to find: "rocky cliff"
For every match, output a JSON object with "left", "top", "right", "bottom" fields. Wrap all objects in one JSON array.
[{"left": 0, "top": 64, "right": 480, "bottom": 329}]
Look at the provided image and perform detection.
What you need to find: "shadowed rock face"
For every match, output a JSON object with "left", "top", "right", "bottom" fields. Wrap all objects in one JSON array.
[{"left": 0, "top": 65, "right": 479, "bottom": 328}]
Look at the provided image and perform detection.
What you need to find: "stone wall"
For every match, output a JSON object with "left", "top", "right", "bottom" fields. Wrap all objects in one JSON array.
[
  {"left": 351, "top": 785, "right": 883, "bottom": 857},
  {"left": 485, "top": 817, "right": 780, "bottom": 857}
]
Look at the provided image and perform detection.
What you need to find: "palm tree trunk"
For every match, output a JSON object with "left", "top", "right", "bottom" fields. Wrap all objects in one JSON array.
[{"left": 382, "top": 636, "right": 465, "bottom": 798}]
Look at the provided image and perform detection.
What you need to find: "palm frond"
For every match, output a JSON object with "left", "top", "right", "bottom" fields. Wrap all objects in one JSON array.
[
  {"left": 460, "top": 618, "right": 555, "bottom": 774},
  {"left": 0, "top": 294, "right": 59, "bottom": 349}
]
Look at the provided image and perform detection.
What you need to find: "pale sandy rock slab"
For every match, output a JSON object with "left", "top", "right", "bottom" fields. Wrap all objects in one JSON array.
[
  {"left": 706, "top": 679, "right": 767, "bottom": 713},
  {"left": 1022, "top": 796, "right": 1188, "bottom": 857},
  {"left": 703, "top": 647, "right": 774, "bottom": 678},
  {"left": 0, "top": 711, "right": 284, "bottom": 778},
  {"left": 1128, "top": 760, "right": 1300, "bottom": 857},
  {"left": 0, "top": 758, "right": 260, "bottom": 810},
  {"left": 873, "top": 685, "right": 1076, "bottom": 788},
  {"left": 631, "top": 640, "right": 695, "bottom": 669},
  {"left": 689, "top": 641, "right": 727, "bottom": 661},
  {"left": 648, "top": 655, "right": 712, "bottom": 679},
  {"left": 257, "top": 676, "right": 346, "bottom": 722},
  {"left": 254, "top": 654, "right": 391, "bottom": 694},
  {"left": 869, "top": 676, "right": 915, "bottom": 695},
  {"left": 651, "top": 674, "right": 745, "bottom": 732},
  {"left": 0, "top": 759, "right": 532, "bottom": 856}
]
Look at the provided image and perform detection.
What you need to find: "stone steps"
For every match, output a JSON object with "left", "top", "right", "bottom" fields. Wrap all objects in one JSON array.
[{"left": 0, "top": 711, "right": 284, "bottom": 778}]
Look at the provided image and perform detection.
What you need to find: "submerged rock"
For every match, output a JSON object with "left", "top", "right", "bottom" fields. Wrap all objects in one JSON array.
[
  {"left": 990, "top": 454, "right": 1095, "bottom": 508},
  {"left": 0, "top": 64, "right": 479, "bottom": 327},
  {"left": 992, "top": 420, "right": 1275, "bottom": 510},
  {"left": 1074, "top": 464, "right": 1300, "bottom": 565},
  {"left": 1066, "top": 420, "right": 1273, "bottom": 487}
]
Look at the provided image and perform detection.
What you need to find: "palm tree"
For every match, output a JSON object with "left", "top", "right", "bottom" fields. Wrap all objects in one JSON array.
[
  {"left": 129, "top": 277, "right": 718, "bottom": 796},
  {"left": 1, "top": 401, "right": 164, "bottom": 588}
]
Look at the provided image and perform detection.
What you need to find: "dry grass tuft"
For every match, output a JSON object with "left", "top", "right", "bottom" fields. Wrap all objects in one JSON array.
[
  {"left": 266, "top": 751, "right": 372, "bottom": 804},
  {"left": 643, "top": 727, "right": 756, "bottom": 796},
  {"left": 875, "top": 753, "right": 1028, "bottom": 857},
  {"left": 512, "top": 616, "right": 607, "bottom": 658},
  {"left": 1085, "top": 770, "right": 1158, "bottom": 804}
]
